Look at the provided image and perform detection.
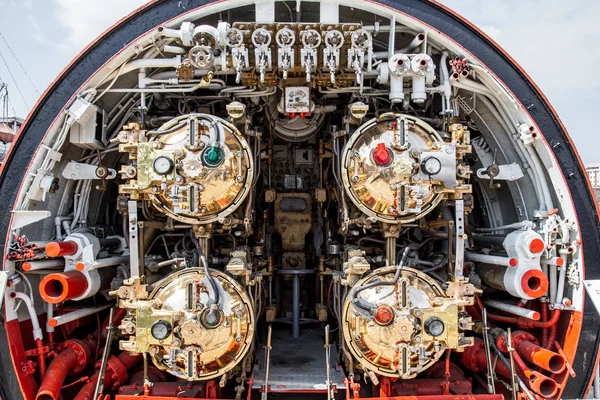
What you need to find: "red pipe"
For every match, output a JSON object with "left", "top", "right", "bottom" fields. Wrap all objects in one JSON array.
[
  {"left": 541, "top": 303, "right": 549, "bottom": 346},
  {"left": 74, "top": 352, "right": 142, "bottom": 400},
  {"left": 39, "top": 271, "right": 89, "bottom": 304},
  {"left": 35, "top": 338, "right": 47, "bottom": 378},
  {"left": 36, "top": 349, "right": 79, "bottom": 400},
  {"left": 36, "top": 340, "right": 92, "bottom": 400},
  {"left": 546, "top": 324, "right": 558, "bottom": 350},
  {"left": 45, "top": 240, "right": 79, "bottom": 257},
  {"left": 487, "top": 308, "right": 561, "bottom": 329},
  {"left": 352, "top": 396, "right": 504, "bottom": 400}
]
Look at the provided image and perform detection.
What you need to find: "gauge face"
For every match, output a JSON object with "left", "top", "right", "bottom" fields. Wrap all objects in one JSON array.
[
  {"left": 151, "top": 319, "right": 172, "bottom": 340},
  {"left": 421, "top": 156, "right": 442, "bottom": 175},
  {"left": 153, "top": 156, "right": 174, "bottom": 175},
  {"left": 424, "top": 317, "right": 445, "bottom": 337}
]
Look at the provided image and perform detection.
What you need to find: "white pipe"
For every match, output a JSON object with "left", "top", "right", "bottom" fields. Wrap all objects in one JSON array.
[
  {"left": 163, "top": 45, "right": 186, "bottom": 55},
  {"left": 54, "top": 216, "right": 72, "bottom": 241},
  {"left": 440, "top": 52, "right": 452, "bottom": 114},
  {"left": 473, "top": 221, "right": 533, "bottom": 233},
  {"left": 48, "top": 304, "right": 113, "bottom": 328},
  {"left": 77, "top": 255, "right": 130, "bottom": 271},
  {"left": 484, "top": 299, "right": 540, "bottom": 320},
  {"left": 22, "top": 259, "right": 65, "bottom": 271},
  {"left": 46, "top": 303, "right": 54, "bottom": 334},
  {"left": 466, "top": 252, "right": 517, "bottom": 267},
  {"left": 387, "top": 15, "right": 396, "bottom": 60},
  {"left": 549, "top": 263, "right": 558, "bottom": 304},
  {"left": 12, "top": 292, "right": 43, "bottom": 340},
  {"left": 555, "top": 258, "right": 567, "bottom": 307},
  {"left": 105, "top": 80, "right": 220, "bottom": 94}
]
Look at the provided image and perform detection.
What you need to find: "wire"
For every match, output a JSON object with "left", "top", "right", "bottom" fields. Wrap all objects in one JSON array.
[
  {"left": 0, "top": 32, "right": 40, "bottom": 95},
  {"left": 0, "top": 48, "right": 29, "bottom": 111},
  {"left": 0, "top": 78, "right": 18, "bottom": 117}
]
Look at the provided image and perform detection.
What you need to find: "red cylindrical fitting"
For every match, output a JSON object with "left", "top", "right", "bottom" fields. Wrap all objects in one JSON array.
[
  {"left": 373, "top": 143, "right": 392, "bottom": 166},
  {"left": 461, "top": 338, "right": 511, "bottom": 378},
  {"left": 515, "top": 339, "right": 566, "bottom": 374},
  {"left": 45, "top": 240, "right": 78, "bottom": 257},
  {"left": 39, "top": 271, "right": 89, "bottom": 304}
]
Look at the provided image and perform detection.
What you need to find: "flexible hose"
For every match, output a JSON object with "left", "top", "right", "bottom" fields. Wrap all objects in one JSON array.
[
  {"left": 350, "top": 247, "right": 410, "bottom": 317},
  {"left": 188, "top": 232, "right": 220, "bottom": 317}
]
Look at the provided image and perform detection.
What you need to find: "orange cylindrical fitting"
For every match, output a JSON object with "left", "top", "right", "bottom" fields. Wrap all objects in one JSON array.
[
  {"left": 39, "top": 271, "right": 88, "bottom": 304},
  {"left": 45, "top": 240, "right": 78, "bottom": 257},
  {"left": 526, "top": 369, "right": 559, "bottom": 398},
  {"left": 513, "top": 350, "right": 558, "bottom": 398},
  {"left": 515, "top": 338, "right": 566, "bottom": 374}
]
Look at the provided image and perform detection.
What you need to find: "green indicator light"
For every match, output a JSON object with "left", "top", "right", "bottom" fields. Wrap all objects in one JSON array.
[{"left": 202, "top": 146, "right": 224, "bottom": 167}]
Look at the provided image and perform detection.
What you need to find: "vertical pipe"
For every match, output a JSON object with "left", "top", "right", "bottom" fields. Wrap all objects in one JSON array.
[
  {"left": 293, "top": 274, "right": 300, "bottom": 338},
  {"left": 549, "top": 264, "right": 557, "bottom": 304},
  {"left": 386, "top": 236, "right": 396, "bottom": 266},
  {"left": 387, "top": 15, "right": 396, "bottom": 60},
  {"left": 555, "top": 259, "right": 567, "bottom": 306}
]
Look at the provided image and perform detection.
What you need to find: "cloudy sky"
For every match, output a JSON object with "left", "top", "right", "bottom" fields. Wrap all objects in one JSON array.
[{"left": 0, "top": 0, "right": 598, "bottom": 164}]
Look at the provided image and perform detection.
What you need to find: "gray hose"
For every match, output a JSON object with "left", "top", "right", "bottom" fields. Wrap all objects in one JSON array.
[
  {"left": 350, "top": 247, "right": 410, "bottom": 317},
  {"left": 188, "top": 233, "right": 220, "bottom": 310}
]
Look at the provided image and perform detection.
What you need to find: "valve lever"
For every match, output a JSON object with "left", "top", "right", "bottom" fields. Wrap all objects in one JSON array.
[
  {"left": 94, "top": 308, "right": 116, "bottom": 399},
  {"left": 261, "top": 325, "right": 273, "bottom": 400},
  {"left": 481, "top": 309, "right": 496, "bottom": 395},
  {"left": 507, "top": 328, "right": 518, "bottom": 400},
  {"left": 325, "top": 325, "right": 334, "bottom": 400}
]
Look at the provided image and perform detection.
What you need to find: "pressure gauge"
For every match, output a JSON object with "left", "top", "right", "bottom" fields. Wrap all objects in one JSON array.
[
  {"left": 151, "top": 319, "right": 172, "bottom": 340},
  {"left": 424, "top": 317, "right": 445, "bottom": 337},
  {"left": 153, "top": 156, "right": 174, "bottom": 175},
  {"left": 421, "top": 156, "right": 442, "bottom": 176}
]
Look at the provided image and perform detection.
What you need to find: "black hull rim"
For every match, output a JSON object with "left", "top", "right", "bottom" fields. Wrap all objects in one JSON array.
[{"left": 1, "top": 0, "right": 598, "bottom": 398}]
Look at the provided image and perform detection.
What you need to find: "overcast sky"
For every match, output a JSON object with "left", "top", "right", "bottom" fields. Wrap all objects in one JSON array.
[{"left": 0, "top": 0, "right": 597, "bottom": 164}]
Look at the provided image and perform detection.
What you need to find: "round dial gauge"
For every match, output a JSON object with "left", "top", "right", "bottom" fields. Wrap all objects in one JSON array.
[
  {"left": 151, "top": 319, "right": 172, "bottom": 340},
  {"left": 421, "top": 156, "right": 442, "bottom": 175},
  {"left": 153, "top": 156, "right": 174, "bottom": 175}
]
